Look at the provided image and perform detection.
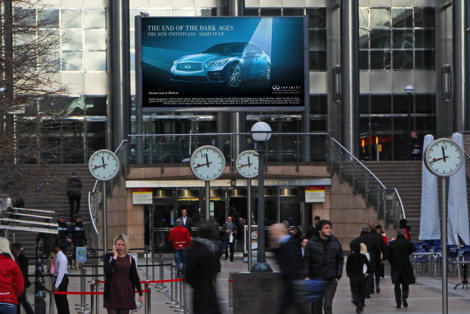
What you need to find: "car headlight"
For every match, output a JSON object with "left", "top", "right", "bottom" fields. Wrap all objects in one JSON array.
[{"left": 206, "top": 59, "right": 230, "bottom": 67}]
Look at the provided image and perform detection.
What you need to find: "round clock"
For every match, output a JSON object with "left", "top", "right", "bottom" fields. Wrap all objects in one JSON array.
[
  {"left": 190, "top": 145, "right": 226, "bottom": 181},
  {"left": 424, "top": 138, "right": 464, "bottom": 177},
  {"left": 88, "top": 149, "right": 120, "bottom": 181},
  {"left": 236, "top": 150, "right": 259, "bottom": 178}
]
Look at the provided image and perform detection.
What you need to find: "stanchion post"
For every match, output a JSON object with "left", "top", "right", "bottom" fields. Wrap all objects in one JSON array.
[
  {"left": 49, "top": 276, "right": 54, "bottom": 314},
  {"left": 166, "top": 263, "right": 176, "bottom": 304},
  {"left": 170, "top": 271, "right": 180, "bottom": 308},
  {"left": 159, "top": 251, "right": 164, "bottom": 289},
  {"left": 145, "top": 282, "right": 151, "bottom": 314},
  {"left": 90, "top": 283, "right": 95, "bottom": 314},
  {"left": 183, "top": 279, "right": 188, "bottom": 314}
]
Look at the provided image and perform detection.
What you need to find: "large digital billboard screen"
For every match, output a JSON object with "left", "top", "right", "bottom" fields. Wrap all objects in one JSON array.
[{"left": 136, "top": 16, "right": 307, "bottom": 111}]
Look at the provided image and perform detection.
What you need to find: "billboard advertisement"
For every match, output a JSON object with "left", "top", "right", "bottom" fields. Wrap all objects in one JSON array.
[{"left": 137, "top": 17, "right": 307, "bottom": 111}]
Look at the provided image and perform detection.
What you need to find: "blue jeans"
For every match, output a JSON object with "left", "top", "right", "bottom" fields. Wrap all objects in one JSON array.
[
  {"left": 0, "top": 302, "right": 17, "bottom": 314},
  {"left": 174, "top": 249, "right": 187, "bottom": 272}
]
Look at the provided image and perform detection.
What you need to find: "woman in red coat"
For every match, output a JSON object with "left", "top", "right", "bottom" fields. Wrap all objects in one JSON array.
[{"left": 0, "top": 237, "right": 25, "bottom": 314}]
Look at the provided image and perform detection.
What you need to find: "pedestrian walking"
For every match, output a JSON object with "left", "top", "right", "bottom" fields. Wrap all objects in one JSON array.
[
  {"left": 168, "top": 218, "right": 192, "bottom": 274},
  {"left": 10, "top": 243, "right": 34, "bottom": 314},
  {"left": 0, "top": 238, "right": 25, "bottom": 314},
  {"left": 57, "top": 214, "right": 72, "bottom": 254},
  {"left": 66, "top": 172, "right": 82, "bottom": 220},
  {"left": 186, "top": 221, "right": 223, "bottom": 314},
  {"left": 269, "top": 223, "right": 307, "bottom": 314},
  {"left": 368, "top": 222, "right": 387, "bottom": 293},
  {"left": 52, "top": 242, "right": 70, "bottom": 314},
  {"left": 388, "top": 229, "right": 416, "bottom": 309},
  {"left": 346, "top": 241, "right": 369, "bottom": 313},
  {"left": 304, "top": 220, "right": 343, "bottom": 314},
  {"left": 103, "top": 233, "right": 144, "bottom": 313},
  {"left": 221, "top": 216, "right": 237, "bottom": 261}
]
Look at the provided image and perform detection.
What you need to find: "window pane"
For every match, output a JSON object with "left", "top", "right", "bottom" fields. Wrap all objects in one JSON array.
[
  {"left": 39, "top": 9, "right": 59, "bottom": 28},
  {"left": 392, "top": 30, "right": 414, "bottom": 49},
  {"left": 309, "top": 51, "right": 326, "bottom": 71},
  {"left": 415, "top": 7, "right": 435, "bottom": 28},
  {"left": 370, "top": 51, "right": 391, "bottom": 69},
  {"left": 84, "top": 51, "right": 106, "bottom": 71},
  {"left": 393, "top": 95, "right": 411, "bottom": 114},
  {"left": 415, "top": 95, "right": 435, "bottom": 113},
  {"left": 415, "top": 29, "right": 434, "bottom": 49},
  {"left": 371, "top": 117, "right": 392, "bottom": 131},
  {"left": 85, "top": 29, "right": 106, "bottom": 50},
  {"left": 415, "top": 50, "right": 434, "bottom": 70},
  {"left": 61, "top": 9, "right": 82, "bottom": 28},
  {"left": 62, "top": 52, "right": 83, "bottom": 71},
  {"left": 85, "top": 96, "right": 107, "bottom": 115},
  {"left": 370, "top": 8, "right": 391, "bottom": 28},
  {"left": 359, "top": 8, "right": 369, "bottom": 29},
  {"left": 392, "top": 8, "right": 413, "bottom": 28},
  {"left": 371, "top": 95, "right": 392, "bottom": 113},
  {"left": 310, "top": 95, "right": 327, "bottom": 114},
  {"left": 283, "top": 8, "right": 304, "bottom": 16},
  {"left": 260, "top": 8, "right": 281, "bottom": 16},
  {"left": 62, "top": 30, "right": 83, "bottom": 50},
  {"left": 15, "top": 8, "right": 36, "bottom": 27},
  {"left": 370, "top": 29, "right": 391, "bottom": 48},
  {"left": 84, "top": 9, "right": 105, "bottom": 28},
  {"left": 360, "top": 117, "right": 369, "bottom": 134},
  {"left": 393, "top": 51, "right": 413, "bottom": 69},
  {"left": 307, "top": 8, "right": 326, "bottom": 28},
  {"left": 309, "top": 30, "right": 327, "bottom": 50},
  {"left": 360, "top": 95, "right": 369, "bottom": 114},
  {"left": 359, "top": 29, "right": 369, "bottom": 49},
  {"left": 359, "top": 51, "right": 369, "bottom": 69},
  {"left": 244, "top": 8, "right": 259, "bottom": 16}
]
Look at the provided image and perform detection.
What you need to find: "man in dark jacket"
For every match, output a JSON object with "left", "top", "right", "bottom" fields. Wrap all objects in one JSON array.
[
  {"left": 57, "top": 215, "right": 72, "bottom": 252},
  {"left": 350, "top": 226, "right": 379, "bottom": 298},
  {"left": 388, "top": 229, "right": 416, "bottom": 309},
  {"left": 368, "top": 222, "right": 387, "bottom": 293},
  {"left": 304, "top": 220, "right": 343, "bottom": 314},
  {"left": 270, "top": 223, "right": 306, "bottom": 314},
  {"left": 11, "top": 243, "right": 34, "bottom": 314},
  {"left": 186, "top": 221, "right": 223, "bottom": 314},
  {"left": 66, "top": 172, "right": 82, "bottom": 220}
]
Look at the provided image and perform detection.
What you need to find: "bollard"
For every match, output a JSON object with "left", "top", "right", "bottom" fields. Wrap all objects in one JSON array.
[
  {"left": 166, "top": 263, "right": 176, "bottom": 305},
  {"left": 182, "top": 279, "right": 188, "bottom": 314}
]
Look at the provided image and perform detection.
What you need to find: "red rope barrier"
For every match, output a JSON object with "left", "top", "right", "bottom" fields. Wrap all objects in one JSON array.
[
  {"left": 97, "top": 279, "right": 183, "bottom": 284},
  {"left": 54, "top": 290, "right": 148, "bottom": 295}
]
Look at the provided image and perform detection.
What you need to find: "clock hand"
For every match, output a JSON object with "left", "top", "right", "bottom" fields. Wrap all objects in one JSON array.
[
  {"left": 205, "top": 154, "right": 210, "bottom": 168},
  {"left": 102, "top": 156, "right": 106, "bottom": 169},
  {"left": 442, "top": 146, "right": 446, "bottom": 162},
  {"left": 247, "top": 156, "right": 252, "bottom": 167},
  {"left": 195, "top": 162, "right": 212, "bottom": 168},
  {"left": 430, "top": 156, "right": 449, "bottom": 163},
  {"left": 93, "top": 164, "right": 108, "bottom": 169}
]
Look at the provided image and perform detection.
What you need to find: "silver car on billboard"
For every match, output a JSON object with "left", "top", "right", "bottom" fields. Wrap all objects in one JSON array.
[{"left": 170, "top": 42, "right": 271, "bottom": 88}]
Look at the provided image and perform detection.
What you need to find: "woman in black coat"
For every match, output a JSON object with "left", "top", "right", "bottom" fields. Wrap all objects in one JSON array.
[{"left": 388, "top": 229, "right": 416, "bottom": 309}]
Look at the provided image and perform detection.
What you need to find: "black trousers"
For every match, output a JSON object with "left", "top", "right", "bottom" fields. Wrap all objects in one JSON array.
[
  {"left": 394, "top": 282, "right": 409, "bottom": 307},
  {"left": 17, "top": 292, "right": 34, "bottom": 314},
  {"left": 54, "top": 274, "right": 70, "bottom": 314},
  {"left": 224, "top": 240, "right": 235, "bottom": 261},
  {"left": 67, "top": 192, "right": 81, "bottom": 219},
  {"left": 349, "top": 276, "right": 366, "bottom": 307}
]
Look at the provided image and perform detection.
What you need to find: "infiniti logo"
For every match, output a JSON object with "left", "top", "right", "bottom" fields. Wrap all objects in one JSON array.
[
  {"left": 184, "top": 64, "right": 192, "bottom": 69},
  {"left": 272, "top": 85, "right": 280, "bottom": 90}
]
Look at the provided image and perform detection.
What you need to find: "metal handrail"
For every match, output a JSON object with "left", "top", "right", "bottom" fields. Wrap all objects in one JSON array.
[{"left": 328, "top": 137, "right": 405, "bottom": 228}]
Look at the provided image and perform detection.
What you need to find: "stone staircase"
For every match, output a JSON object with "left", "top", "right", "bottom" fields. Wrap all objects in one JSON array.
[{"left": 2, "top": 164, "right": 97, "bottom": 256}]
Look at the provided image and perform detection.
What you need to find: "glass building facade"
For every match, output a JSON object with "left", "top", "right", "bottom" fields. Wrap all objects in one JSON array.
[{"left": 12, "top": 0, "right": 463, "bottom": 163}]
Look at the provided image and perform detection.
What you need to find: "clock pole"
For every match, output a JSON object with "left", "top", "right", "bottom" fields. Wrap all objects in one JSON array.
[
  {"left": 247, "top": 178, "right": 253, "bottom": 271},
  {"left": 205, "top": 181, "right": 210, "bottom": 221},
  {"left": 103, "top": 181, "right": 108, "bottom": 254},
  {"left": 441, "top": 176, "right": 448, "bottom": 314}
]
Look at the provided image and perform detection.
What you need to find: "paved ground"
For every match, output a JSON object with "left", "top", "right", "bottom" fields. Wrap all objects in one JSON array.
[{"left": 24, "top": 253, "right": 470, "bottom": 313}]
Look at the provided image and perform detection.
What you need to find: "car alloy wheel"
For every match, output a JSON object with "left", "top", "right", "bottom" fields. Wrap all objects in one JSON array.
[{"left": 226, "top": 64, "right": 243, "bottom": 88}]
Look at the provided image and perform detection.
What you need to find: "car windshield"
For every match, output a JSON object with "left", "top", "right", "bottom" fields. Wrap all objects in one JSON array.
[{"left": 202, "top": 42, "right": 247, "bottom": 55}]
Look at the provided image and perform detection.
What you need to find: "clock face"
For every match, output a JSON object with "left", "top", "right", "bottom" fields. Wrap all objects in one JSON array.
[
  {"left": 88, "top": 150, "right": 120, "bottom": 181},
  {"left": 190, "top": 146, "right": 226, "bottom": 181},
  {"left": 424, "top": 138, "right": 464, "bottom": 177},
  {"left": 236, "top": 150, "right": 259, "bottom": 178}
]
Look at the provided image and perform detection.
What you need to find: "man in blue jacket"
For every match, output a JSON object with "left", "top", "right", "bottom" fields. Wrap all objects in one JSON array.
[{"left": 304, "top": 220, "right": 343, "bottom": 314}]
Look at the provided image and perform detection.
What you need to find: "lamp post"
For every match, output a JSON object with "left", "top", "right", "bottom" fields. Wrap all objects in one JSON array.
[
  {"left": 404, "top": 85, "right": 414, "bottom": 159},
  {"left": 250, "top": 121, "right": 273, "bottom": 272}
]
